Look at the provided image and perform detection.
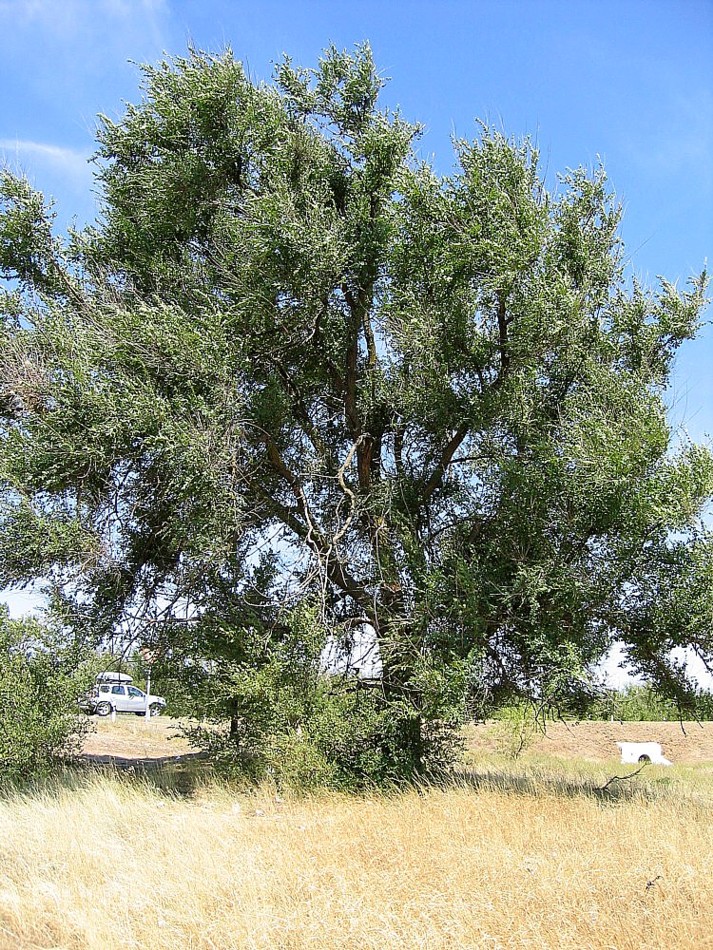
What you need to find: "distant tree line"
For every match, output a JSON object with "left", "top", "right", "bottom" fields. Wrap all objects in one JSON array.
[{"left": 585, "top": 684, "right": 713, "bottom": 722}]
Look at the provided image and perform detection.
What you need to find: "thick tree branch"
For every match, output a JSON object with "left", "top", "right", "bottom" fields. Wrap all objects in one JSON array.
[
  {"left": 272, "top": 361, "right": 334, "bottom": 468},
  {"left": 262, "top": 435, "right": 322, "bottom": 545},
  {"left": 343, "top": 291, "right": 362, "bottom": 438},
  {"left": 342, "top": 281, "right": 380, "bottom": 491},
  {"left": 259, "top": 437, "right": 373, "bottom": 614},
  {"left": 422, "top": 423, "right": 469, "bottom": 501}
]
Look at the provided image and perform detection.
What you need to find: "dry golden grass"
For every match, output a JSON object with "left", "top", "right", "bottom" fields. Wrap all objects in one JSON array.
[
  {"left": 466, "top": 719, "right": 713, "bottom": 764},
  {"left": 1, "top": 754, "right": 712, "bottom": 950}
]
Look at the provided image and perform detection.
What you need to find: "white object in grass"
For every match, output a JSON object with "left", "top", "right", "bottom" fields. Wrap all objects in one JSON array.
[{"left": 616, "top": 741, "right": 672, "bottom": 766}]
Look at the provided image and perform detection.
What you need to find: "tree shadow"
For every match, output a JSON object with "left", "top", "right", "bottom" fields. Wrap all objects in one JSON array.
[
  {"left": 449, "top": 764, "right": 664, "bottom": 804},
  {"left": 75, "top": 751, "right": 213, "bottom": 796}
]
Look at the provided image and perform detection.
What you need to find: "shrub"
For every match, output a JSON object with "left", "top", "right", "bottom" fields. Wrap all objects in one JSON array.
[
  {"left": 0, "top": 606, "right": 92, "bottom": 782},
  {"left": 177, "top": 603, "right": 464, "bottom": 790},
  {"left": 489, "top": 702, "right": 547, "bottom": 758}
]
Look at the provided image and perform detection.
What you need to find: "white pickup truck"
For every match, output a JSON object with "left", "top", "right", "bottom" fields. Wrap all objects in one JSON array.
[{"left": 83, "top": 673, "right": 166, "bottom": 717}]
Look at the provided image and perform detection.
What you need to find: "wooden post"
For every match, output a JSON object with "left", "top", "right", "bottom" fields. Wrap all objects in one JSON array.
[{"left": 145, "top": 666, "right": 152, "bottom": 720}]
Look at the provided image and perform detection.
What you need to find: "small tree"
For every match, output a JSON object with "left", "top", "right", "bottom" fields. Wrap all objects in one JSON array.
[
  {"left": 0, "top": 606, "right": 92, "bottom": 781},
  {"left": 1, "top": 45, "right": 711, "bottom": 782}
]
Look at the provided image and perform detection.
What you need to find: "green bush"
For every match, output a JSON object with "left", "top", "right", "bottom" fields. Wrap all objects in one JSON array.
[
  {"left": 0, "top": 606, "right": 92, "bottom": 782},
  {"left": 176, "top": 604, "right": 464, "bottom": 790},
  {"left": 184, "top": 678, "right": 463, "bottom": 791}
]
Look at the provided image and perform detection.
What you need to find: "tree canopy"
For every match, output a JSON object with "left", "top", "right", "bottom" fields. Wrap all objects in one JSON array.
[{"left": 1, "top": 45, "right": 711, "bottom": 781}]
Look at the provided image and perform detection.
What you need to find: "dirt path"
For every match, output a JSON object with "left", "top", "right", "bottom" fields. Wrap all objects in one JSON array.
[
  {"left": 81, "top": 715, "right": 196, "bottom": 762},
  {"left": 82, "top": 716, "right": 713, "bottom": 768}
]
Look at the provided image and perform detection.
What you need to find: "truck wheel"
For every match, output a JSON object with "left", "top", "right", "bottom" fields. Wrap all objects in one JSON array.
[
  {"left": 96, "top": 701, "right": 112, "bottom": 717},
  {"left": 149, "top": 703, "right": 163, "bottom": 717},
  {"left": 638, "top": 754, "right": 651, "bottom": 763}
]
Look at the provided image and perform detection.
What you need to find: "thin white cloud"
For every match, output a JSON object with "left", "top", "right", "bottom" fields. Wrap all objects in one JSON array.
[
  {"left": 619, "top": 86, "right": 713, "bottom": 193},
  {"left": 0, "top": 0, "right": 165, "bottom": 21},
  {"left": 1, "top": 583, "right": 46, "bottom": 619},
  {"left": 0, "top": 1, "right": 45, "bottom": 16},
  {"left": 0, "top": 139, "right": 91, "bottom": 183},
  {"left": 0, "top": 0, "right": 169, "bottom": 54}
]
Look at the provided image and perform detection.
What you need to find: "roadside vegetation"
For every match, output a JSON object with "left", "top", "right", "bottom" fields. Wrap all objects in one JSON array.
[
  {"left": 586, "top": 684, "right": 713, "bottom": 722},
  {"left": 0, "top": 606, "right": 92, "bottom": 782}
]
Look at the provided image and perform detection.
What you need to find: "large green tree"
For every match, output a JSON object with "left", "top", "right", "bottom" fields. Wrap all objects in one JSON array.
[{"left": 1, "top": 46, "right": 711, "bottom": 780}]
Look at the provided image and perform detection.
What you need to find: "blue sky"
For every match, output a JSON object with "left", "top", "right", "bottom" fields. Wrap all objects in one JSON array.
[{"left": 1, "top": 0, "right": 712, "bottom": 683}]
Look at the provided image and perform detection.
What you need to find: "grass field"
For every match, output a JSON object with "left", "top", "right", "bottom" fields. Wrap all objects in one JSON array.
[{"left": 1, "top": 719, "right": 712, "bottom": 949}]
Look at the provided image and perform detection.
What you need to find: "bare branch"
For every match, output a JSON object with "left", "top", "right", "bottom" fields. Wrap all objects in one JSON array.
[{"left": 600, "top": 761, "right": 649, "bottom": 791}]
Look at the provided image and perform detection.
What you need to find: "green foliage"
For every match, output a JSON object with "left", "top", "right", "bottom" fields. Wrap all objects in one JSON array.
[
  {"left": 0, "top": 171, "right": 58, "bottom": 291},
  {"left": 0, "top": 44, "right": 711, "bottom": 785},
  {"left": 0, "top": 606, "right": 92, "bottom": 782},
  {"left": 588, "top": 685, "right": 713, "bottom": 722},
  {"left": 489, "top": 702, "right": 547, "bottom": 758}
]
